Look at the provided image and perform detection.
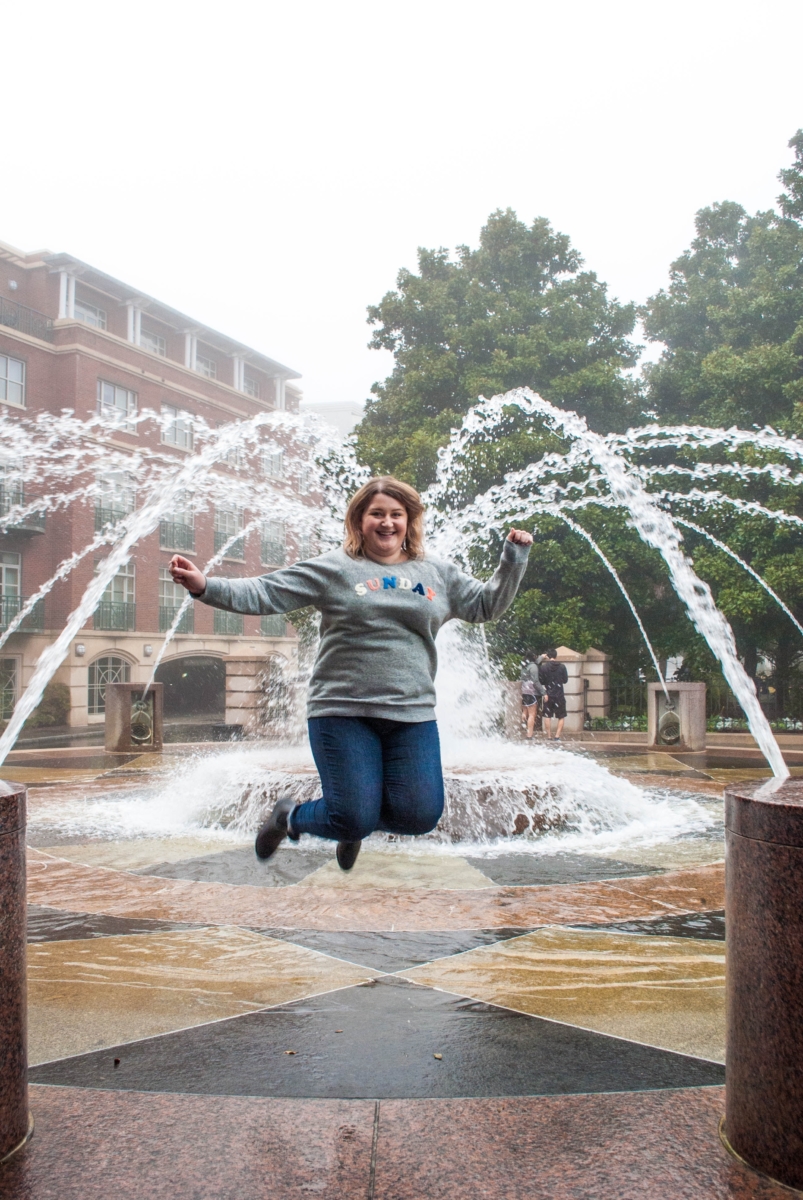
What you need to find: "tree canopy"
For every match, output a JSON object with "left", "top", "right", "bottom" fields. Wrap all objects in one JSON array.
[
  {"left": 641, "top": 130, "right": 803, "bottom": 431},
  {"left": 356, "top": 209, "right": 639, "bottom": 489}
]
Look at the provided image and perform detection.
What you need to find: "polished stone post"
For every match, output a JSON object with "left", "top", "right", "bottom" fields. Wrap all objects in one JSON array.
[
  {"left": 0, "top": 780, "right": 31, "bottom": 1161},
  {"left": 724, "top": 778, "right": 803, "bottom": 1189}
]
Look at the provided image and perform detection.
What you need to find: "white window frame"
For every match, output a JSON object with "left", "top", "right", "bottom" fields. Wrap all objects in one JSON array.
[
  {"left": 140, "top": 328, "right": 166, "bottom": 357},
  {"left": 88, "top": 655, "right": 130, "bottom": 716},
  {"left": 98, "top": 561, "right": 135, "bottom": 606},
  {"left": 0, "top": 551, "right": 21, "bottom": 598},
  {"left": 195, "top": 353, "right": 217, "bottom": 379},
  {"left": 75, "top": 299, "right": 107, "bottom": 329},
  {"left": 261, "top": 520, "right": 286, "bottom": 566},
  {"left": 161, "top": 403, "right": 194, "bottom": 451},
  {"left": 98, "top": 380, "right": 137, "bottom": 431},
  {"left": 0, "top": 657, "right": 19, "bottom": 719},
  {"left": 0, "top": 355, "right": 25, "bottom": 408},
  {"left": 262, "top": 449, "right": 284, "bottom": 479},
  {"left": 159, "top": 566, "right": 187, "bottom": 607},
  {"left": 243, "top": 375, "right": 260, "bottom": 399},
  {"left": 96, "top": 470, "right": 136, "bottom": 519}
]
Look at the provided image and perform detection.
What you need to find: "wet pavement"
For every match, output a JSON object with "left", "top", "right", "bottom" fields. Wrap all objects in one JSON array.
[{"left": 2, "top": 743, "right": 795, "bottom": 1197}]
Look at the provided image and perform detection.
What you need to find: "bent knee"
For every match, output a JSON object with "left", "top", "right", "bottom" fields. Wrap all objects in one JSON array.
[
  {"left": 330, "top": 814, "right": 376, "bottom": 842},
  {"left": 405, "top": 798, "right": 444, "bottom": 836}
]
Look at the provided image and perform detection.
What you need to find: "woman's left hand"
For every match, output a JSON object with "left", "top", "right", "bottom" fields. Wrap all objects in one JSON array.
[{"left": 507, "top": 528, "right": 533, "bottom": 546}]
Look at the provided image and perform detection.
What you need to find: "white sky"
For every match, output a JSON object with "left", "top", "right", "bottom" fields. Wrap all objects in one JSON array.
[{"left": 3, "top": 0, "right": 802, "bottom": 406}]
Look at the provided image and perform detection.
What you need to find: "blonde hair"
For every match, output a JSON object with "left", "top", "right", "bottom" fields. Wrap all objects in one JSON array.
[{"left": 343, "top": 476, "right": 425, "bottom": 560}]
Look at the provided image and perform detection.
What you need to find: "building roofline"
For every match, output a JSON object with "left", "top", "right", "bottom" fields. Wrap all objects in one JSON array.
[{"left": 40, "top": 250, "right": 301, "bottom": 380}]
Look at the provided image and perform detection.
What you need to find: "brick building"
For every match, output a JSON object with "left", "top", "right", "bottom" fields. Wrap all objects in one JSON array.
[{"left": 0, "top": 240, "right": 315, "bottom": 733}]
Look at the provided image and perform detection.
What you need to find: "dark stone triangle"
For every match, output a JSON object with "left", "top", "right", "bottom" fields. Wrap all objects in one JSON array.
[{"left": 29, "top": 975, "right": 725, "bottom": 1100}]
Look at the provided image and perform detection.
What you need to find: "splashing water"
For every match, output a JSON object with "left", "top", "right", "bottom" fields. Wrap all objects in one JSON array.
[{"left": 6, "top": 386, "right": 803, "bottom": 852}]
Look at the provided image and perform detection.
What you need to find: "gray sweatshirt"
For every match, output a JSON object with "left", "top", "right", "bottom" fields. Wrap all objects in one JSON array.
[{"left": 198, "top": 540, "right": 530, "bottom": 722}]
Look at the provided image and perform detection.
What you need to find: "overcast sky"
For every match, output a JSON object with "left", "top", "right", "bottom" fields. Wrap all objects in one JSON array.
[{"left": 3, "top": 0, "right": 802, "bottom": 407}]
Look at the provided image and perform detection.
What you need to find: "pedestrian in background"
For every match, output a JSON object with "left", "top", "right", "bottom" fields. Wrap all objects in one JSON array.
[
  {"left": 520, "top": 654, "right": 545, "bottom": 739},
  {"left": 539, "top": 648, "right": 568, "bottom": 741}
]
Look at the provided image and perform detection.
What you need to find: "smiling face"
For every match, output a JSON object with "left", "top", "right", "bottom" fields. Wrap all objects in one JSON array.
[{"left": 360, "top": 492, "right": 409, "bottom": 562}]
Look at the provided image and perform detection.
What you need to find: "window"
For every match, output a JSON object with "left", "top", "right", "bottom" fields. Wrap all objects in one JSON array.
[
  {"left": 0, "top": 658, "right": 17, "bottom": 719},
  {"left": 0, "top": 551, "right": 21, "bottom": 597},
  {"left": 261, "top": 520, "right": 286, "bottom": 566},
  {"left": 262, "top": 449, "right": 284, "bottom": 479},
  {"left": 243, "top": 375, "right": 260, "bottom": 399},
  {"left": 95, "top": 470, "right": 135, "bottom": 529},
  {"left": 98, "top": 380, "right": 137, "bottom": 430},
  {"left": 88, "top": 655, "right": 130, "bottom": 715},
  {"left": 0, "top": 552, "right": 21, "bottom": 631},
  {"left": 75, "top": 300, "right": 107, "bottom": 329},
  {"left": 214, "top": 507, "right": 244, "bottom": 558},
  {"left": 214, "top": 609, "right": 243, "bottom": 636},
  {"left": 158, "top": 567, "right": 194, "bottom": 633},
  {"left": 261, "top": 614, "right": 286, "bottom": 637},
  {"left": 0, "top": 458, "right": 23, "bottom": 514},
  {"left": 93, "top": 562, "right": 135, "bottom": 630},
  {"left": 298, "top": 533, "right": 316, "bottom": 561},
  {"left": 196, "top": 354, "right": 216, "bottom": 379},
  {"left": 140, "top": 329, "right": 166, "bottom": 357},
  {"left": 0, "top": 355, "right": 25, "bottom": 407},
  {"left": 161, "top": 403, "right": 194, "bottom": 450},
  {"left": 297, "top": 465, "right": 312, "bottom": 494},
  {"left": 159, "top": 499, "right": 195, "bottom": 552}
]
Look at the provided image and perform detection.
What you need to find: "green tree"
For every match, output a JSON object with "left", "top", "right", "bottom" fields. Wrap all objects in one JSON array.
[
  {"left": 641, "top": 130, "right": 803, "bottom": 430},
  {"left": 356, "top": 208, "right": 639, "bottom": 489}
]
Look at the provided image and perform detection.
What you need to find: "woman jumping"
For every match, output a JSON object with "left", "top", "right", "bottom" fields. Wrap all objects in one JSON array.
[{"left": 170, "top": 476, "right": 532, "bottom": 870}]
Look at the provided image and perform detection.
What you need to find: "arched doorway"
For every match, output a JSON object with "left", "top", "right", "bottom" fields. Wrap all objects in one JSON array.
[{"left": 154, "top": 655, "right": 225, "bottom": 719}]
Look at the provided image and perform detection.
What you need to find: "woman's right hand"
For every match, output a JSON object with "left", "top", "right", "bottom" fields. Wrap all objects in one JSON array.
[{"left": 169, "top": 555, "right": 206, "bottom": 596}]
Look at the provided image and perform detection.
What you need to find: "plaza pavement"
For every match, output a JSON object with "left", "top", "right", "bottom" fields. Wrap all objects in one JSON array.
[{"left": 0, "top": 743, "right": 795, "bottom": 1198}]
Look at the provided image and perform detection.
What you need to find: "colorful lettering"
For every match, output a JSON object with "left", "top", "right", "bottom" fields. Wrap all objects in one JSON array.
[
  {"left": 354, "top": 582, "right": 367, "bottom": 596},
  {"left": 398, "top": 577, "right": 412, "bottom": 590},
  {"left": 383, "top": 576, "right": 397, "bottom": 589},
  {"left": 366, "top": 578, "right": 381, "bottom": 591},
  {"left": 426, "top": 587, "right": 436, "bottom": 601},
  {"left": 412, "top": 582, "right": 425, "bottom": 596}
]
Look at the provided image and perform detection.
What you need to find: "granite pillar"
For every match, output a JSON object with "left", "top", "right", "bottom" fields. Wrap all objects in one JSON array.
[
  {"left": 647, "top": 682, "right": 706, "bottom": 751},
  {"left": 724, "top": 778, "right": 803, "bottom": 1190},
  {"left": 104, "top": 683, "right": 163, "bottom": 753},
  {"left": 0, "top": 779, "right": 31, "bottom": 1161}
]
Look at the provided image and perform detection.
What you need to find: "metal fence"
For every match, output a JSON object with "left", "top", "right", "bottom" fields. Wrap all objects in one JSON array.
[
  {"left": 0, "top": 596, "right": 45, "bottom": 632},
  {"left": 213, "top": 530, "right": 244, "bottom": 559},
  {"left": 159, "top": 521, "right": 195, "bottom": 553},
  {"left": 601, "top": 674, "right": 803, "bottom": 733},
  {"left": 214, "top": 609, "right": 243, "bottom": 636},
  {"left": 93, "top": 602, "right": 136, "bottom": 631},
  {"left": 159, "top": 606, "right": 194, "bottom": 634},
  {"left": 0, "top": 297, "right": 54, "bottom": 342}
]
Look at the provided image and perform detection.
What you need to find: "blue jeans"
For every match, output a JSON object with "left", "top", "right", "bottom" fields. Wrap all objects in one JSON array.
[{"left": 290, "top": 716, "right": 445, "bottom": 842}]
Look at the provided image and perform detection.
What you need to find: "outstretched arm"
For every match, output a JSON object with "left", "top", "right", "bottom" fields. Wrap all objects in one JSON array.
[
  {"left": 169, "top": 554, "right": 327, "bottom": 616},
  {"left": 445, "top": 528, "right": 533, "bottom": 624}
]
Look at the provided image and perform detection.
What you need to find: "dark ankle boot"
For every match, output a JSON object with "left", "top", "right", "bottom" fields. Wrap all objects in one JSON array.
[
  {"left": 336, "top": 840, "right": 362, "bottom": 871},
  {"left": 255, "top": 797, "right": 297, "bottom": 861}
]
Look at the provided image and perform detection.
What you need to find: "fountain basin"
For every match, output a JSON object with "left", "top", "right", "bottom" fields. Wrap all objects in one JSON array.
[
  {"left": 724, "top": 778, "right": 803, "bottom": 1189},
  {"left": 0, "top": 780, "right": 31, "bottom": 1162}
]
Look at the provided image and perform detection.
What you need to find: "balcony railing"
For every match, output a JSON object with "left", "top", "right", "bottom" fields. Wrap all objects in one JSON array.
[
  {"left": 94, "top": 505, "right": 132, "bottom": 531},
  {"left": 214, "top": 530, "right": 244, "bottom": 559},
  {"left": 159, "top": 605, "right": 194, "bottom": 634},
  {"left": 159, "top": 520, "right": 195, "bottom": 552},
  {"left": 0, "top": 487, "right": 46, "bottom": 533},
  {"left": 0, "top": 595, "right": 45, "bottom": 632},
  {"left": 261, "top": 614, "right": 286, "bottom": 637},
  {"left": 93, "top": 601, "right": 136, "bottom": 631},
  {"left": 0, "top": 297, "right": 54, "bottom": 342},
  {"left": 261, "top": 540, "right": 286, "bottom": 566},
  {"left": 214, "top": 609, "right": 243, "bottom": 636}
]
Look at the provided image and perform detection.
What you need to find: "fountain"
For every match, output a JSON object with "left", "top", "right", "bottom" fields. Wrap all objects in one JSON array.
[{"left": 3, "top": 389, "right": 803, "bottom": 1174}]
